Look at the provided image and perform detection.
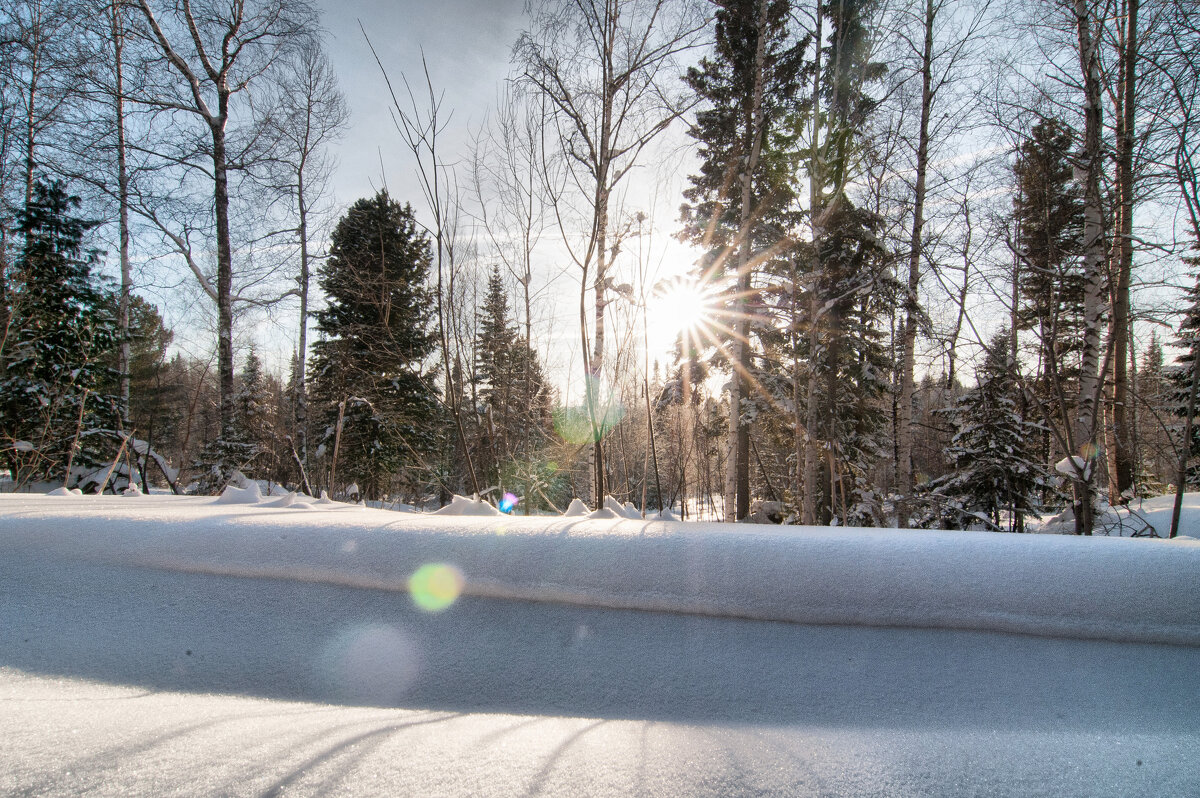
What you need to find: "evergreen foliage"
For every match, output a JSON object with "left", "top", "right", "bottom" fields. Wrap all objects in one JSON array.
[
  {"left": 924, "top": 332, "right": 1048, "bottom": 532},
  {"left": 0, "top": 180, "right": 119, "bottom": 487},
  {"left": 473, "top": 264, "right": 554, "bottom": 502},
  {"left": 798, "top": 0, "right": 893, "bottom": 525},
  {"left": 1011, "top": 117, "right": 1085, "bottom": 469},
  {"left": 679, "top": 0, "right": 808, "bottom": 253},
  {"left": 801, "top": 197, "right": 897, "bottom": 525},
  {"left": 233, "top": 348, "right": 276, "bottom": 480},
  {"left": 1169, "top": 246, "right": 1200, "bottom": 487},
  {"left": 308, "top": 191, "right": 441, "bottom": 500}
]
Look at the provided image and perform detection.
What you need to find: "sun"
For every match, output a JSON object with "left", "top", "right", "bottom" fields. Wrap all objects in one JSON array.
[{"left": 653, "top": 278, "right": 717, "bottom": 336}]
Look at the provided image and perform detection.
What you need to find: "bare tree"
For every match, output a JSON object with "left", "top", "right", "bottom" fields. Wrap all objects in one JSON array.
[
  {"left": 266, "top": 40, "right": 347, "bottom": 481},
  {"left": 129, "top": 0, "right": 316, "bottom": 439},
  {"left": 889, "top": 0, "right": 991, "bottom": 526},
  {"left": 516, "top": 0, "right": 705, "bottom": 506}
]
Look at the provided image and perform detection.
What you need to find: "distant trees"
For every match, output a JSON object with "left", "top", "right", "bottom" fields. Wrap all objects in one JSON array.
[
  {"left": 308, "top": 191, "right": 441, "bottom": 501},
  {"left": 473, "top": 265, "right": 554, "bottom": 492}
]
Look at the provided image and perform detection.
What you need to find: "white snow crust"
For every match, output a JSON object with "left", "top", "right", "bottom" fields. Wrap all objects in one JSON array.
[
  {"left": 2, "top": 492, "right": 1199, "bottom": 795},
  {"left": 2, "top": 492, "right": 1199, "bottom": 645}
]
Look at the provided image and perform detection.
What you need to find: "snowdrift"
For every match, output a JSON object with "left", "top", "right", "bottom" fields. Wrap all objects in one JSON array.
[{"left": 1, "top": 493, "right": 1198, "bottom": 646}]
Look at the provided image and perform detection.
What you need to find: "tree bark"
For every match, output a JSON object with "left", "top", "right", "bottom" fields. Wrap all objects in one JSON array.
[
  {"left": 1074, "top": 0, "right": 1106, "bottom": 535},
  {"left": 1109, "top": 0, "right": 1138, "bottom": 503},
  {"left": 896, "top": 0, "right": 935, "bottom": 526},
  {"left": 111, "top": 0, "right": 132, "bottom": 429}
]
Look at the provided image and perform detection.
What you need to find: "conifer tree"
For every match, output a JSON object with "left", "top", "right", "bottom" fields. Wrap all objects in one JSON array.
[
  {"left": 0, "top": 180, "right": 119, "bottom": 486},
  {"left": 679, "top": 0, "right": 809, "bottom": 520},
  {"left": 308, "top": 191, "right": 441, "bottom": 500},
  {"left": 473, "top": 264, "right": 553, "bottom": 495},
  {"left": 233, "top": 348, "right": 275, "bottom": 480},
  {"left": 798, "top": 0, "right": 893, "bottom": 525},
  {"left": 925, "top": 331, "right": 1047, "bottom": 532},
  {"left": 1011, "top": 117, "right": 1085, "bottom": 465},
  {"left": 1170, "top": 250, "right": 1200, "bottom": 488}
]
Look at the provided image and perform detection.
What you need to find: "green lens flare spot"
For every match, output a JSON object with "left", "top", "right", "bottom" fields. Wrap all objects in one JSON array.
[{"left": 408, "top": 563, "right": 464, "bottom": 612}]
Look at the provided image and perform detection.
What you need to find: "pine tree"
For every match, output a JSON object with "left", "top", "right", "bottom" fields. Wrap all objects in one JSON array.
[
  {"left": 232, "top": 348, "right": 276, "bottom": 481},
  {"left": 0, "top": 180, "right": 119, "bottom": 487},
  {"left": 1170, "top": 248, "right": 1200, "bottom": 488},
  {"left": 1011, "top": 117, "right": 1085, "bottom": 467},
  {"left": 308, "top": 191, "right": 441, "bottom": 500},
  {"left": 925, "top": 332, "right": 1048, "bottom": 532},
  {"left": 473, "top": 265, "right": 554, "bottom": 498},
  {"left": 679, "top": 0, "right": 809, "bottom": 520}
]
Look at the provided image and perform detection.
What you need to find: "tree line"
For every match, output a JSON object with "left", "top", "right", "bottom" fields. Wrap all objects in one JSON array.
[{"left": 2, "top": 0, "right": 1198, "bottom": 535}]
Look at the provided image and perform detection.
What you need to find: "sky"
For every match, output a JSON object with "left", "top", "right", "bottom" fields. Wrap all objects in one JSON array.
[
  {"left": 249, "top": 0, "right": 704, "bottom": 399},
  {"left": 315, "top": 0, "right": 528, "bottom": 207}
]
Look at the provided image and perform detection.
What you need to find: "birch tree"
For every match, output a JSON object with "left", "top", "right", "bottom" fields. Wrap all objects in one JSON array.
[
  {"left": 129, "top": 0, "right": 316, "bottom": 440},
  {"left": 516, "top": 0, "right": 705, "bottom": 506}
]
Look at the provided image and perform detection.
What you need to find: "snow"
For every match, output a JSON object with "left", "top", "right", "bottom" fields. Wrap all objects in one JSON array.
[
  {"left": 3, "top": 492, "right": 1198, "bottom": 645},
  {"left": 432, "top": 493, "right": 502, "bottom": 516},
  {"left": 1, "top": 493, "right": 1198, "bottom": 795},
  {"left": 563, "top": 497, "right": 589, "bottom": 516},
  {"left": 215, "top": 481, "right": 263, "bottom": 504},
  {"left": 1055, "top": 454, "right": 1092, "bottom": 478}
]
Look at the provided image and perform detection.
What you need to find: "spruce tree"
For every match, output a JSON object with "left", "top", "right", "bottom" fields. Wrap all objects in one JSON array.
[
  {"left": 233, "top": 348, "right": 276, "bottom": 481},
  {"left": 1170, "top": 248, "right": 1200, "bottom": 488},
  {"left": 679, "top": 0, "right": 809, "bottom": 520},
  {"left": 308, "top": 191, "right": 440, "bottom": 500},
  {"left": 798, "top": 0, "right": 893, "bottom": 525},
  {"left": 1011, "top": 117, "right": 1085, "bottom": 467},
  {"left": 473, "top": 265, "right": 554, "bottom": 498},
  {"left": 0, "top": 180, "right": 119, "bottom": 486},
  {"left": 925, "top": 331, "right": 1047, "bottom": 532}
]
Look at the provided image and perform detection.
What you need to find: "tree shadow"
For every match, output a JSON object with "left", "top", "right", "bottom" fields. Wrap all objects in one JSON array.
[{"left": 2, "top": 552, "right": 1198, "bottom": 735}]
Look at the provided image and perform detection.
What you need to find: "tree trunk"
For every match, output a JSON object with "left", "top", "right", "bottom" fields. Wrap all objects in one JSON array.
[
  {"left": 295, "top": 169, "right": 310, "bottom": 470},
  {"left": 1074, "top": 0, "right": 1106, "bottom": 535},
  {"left": 896, "top": 0, "right": 935, "bottom": 526},
  {"left": 1109, "top": 0, "right": 1138, "bottom": 503},
  {"left": 112, "top": 0, "right": 132, "bottom": 429},
  {"left": 211, "top": 118, "right": 235, "bottom": 440},
  {"left": 801, "top": 0, "right": 824, "bottom": 527}
]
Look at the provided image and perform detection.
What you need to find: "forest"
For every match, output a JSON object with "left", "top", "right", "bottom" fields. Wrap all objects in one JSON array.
[{"left": 1, "top": 0, "right": 1198, "bottom": 537}]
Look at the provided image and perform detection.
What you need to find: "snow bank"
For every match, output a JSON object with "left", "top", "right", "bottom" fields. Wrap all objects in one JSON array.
[{"left": 2, "top": 493, "right": 1199, "bottom": 646}]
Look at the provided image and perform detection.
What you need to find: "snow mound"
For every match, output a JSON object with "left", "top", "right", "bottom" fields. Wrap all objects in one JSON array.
[
  {"left": 45, "top": 487, "right": 73, "bottom": 497},
  {"left": 122, "top": 483, "right": 142, "bottom": 497},
  {"left": 216, "top": 482, "right": 262, "bottom": 504},
  {"left": 600, "top": 496, "right": 641, "bottom": 519},
  {"left": 655, "top": 508, "right": 679, "bottom": 521},
  {"left": 433, "top": 494, "right": 501, "bottom": 516},
  {"left": 268, "top": 484, "right": 291, "bottom": 497},
  {"left": 563, "top": 498, "right": 589, "bottom": 516},
  {"left": 263, "top": 491, "right": 309, "bottom": 509},
  {"left": 4, "top": 494, "right": 1200, "bottom": 646},
  {"left": 316, "top": 490, "right": 334, "bottom": 505}
]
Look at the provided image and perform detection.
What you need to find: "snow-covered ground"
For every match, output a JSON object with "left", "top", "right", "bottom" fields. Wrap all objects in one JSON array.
[{"left": 2, "top": 492, "right": 1199, "bottom": 796}]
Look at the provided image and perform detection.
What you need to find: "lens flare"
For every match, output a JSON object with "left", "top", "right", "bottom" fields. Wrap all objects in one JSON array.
[
  {"left": 315, "top": 623, "right": 419, "bottom": 705},
  {"left": 408, "top": 563, "right": 464, "bottom": 612},
  {"left": 553, "top": 376, "right": 626, "bottom": 445},
  {"left": 499, "top": 492, "right": 519, "bottom": 513}
]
